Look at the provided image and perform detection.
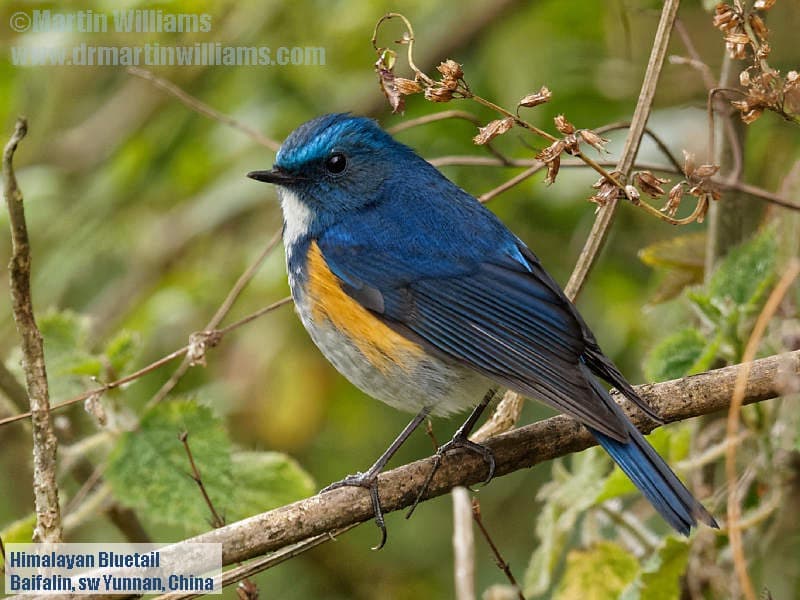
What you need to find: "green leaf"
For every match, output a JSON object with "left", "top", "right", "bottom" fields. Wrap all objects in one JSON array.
[
  {"left": 36, "top": 310, "right": 101, "bottom": 397},
  {"left": 639, "top": 234, "right": 705, "bottom": 303},
  {"left": 707, "top": 227, "right": 777, "bottom": 307},
  {"left": 0, "top": 513, "right": 37, "bottom": 569},
  {"left": 639, "top": 233, "right": 706, "bottom": 271},
  {"left": 621, "top": 536, "right": 690, "bottom": 600},
  {"left": 524, "top": 449, "right": 610, "bottom": 597},
  {"left": 104, "top": 330, "right": 140, "bottom": 374},
  {"left": 223, "top": 451, "right": 315, "bottom": 521},
  {"left": 554, "top": 541, "right": 639, "bottom": 600},
  {"left": 106, "top": 399, "right": 233, "bottom": 532},
  {"left": 643, "top": 328, "right": 712, "bottom": 382}
]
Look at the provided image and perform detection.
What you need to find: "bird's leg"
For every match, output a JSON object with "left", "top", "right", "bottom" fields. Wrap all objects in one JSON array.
[
  {"left": 320, "top": 405, "right": 432, "bottom": 550},
  {"left": 406, "top": 388, "right": 498, "bottom": 519}
]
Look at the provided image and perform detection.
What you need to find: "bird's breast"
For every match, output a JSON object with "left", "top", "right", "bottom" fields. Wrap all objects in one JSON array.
[
  {"left": 300, "top": 240, "right": 424, "bottom": 374},
  {"left": 286, "top": 240, "right": 488, "bottom": 416}
]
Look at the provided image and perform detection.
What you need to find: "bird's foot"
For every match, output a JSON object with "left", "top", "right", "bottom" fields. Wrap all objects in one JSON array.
[
  {"left": 320, "top": 472, "right": 387, "bottom": 550},
  {"left": 406, "top": 434, "right": 496, "bottom": 519}
]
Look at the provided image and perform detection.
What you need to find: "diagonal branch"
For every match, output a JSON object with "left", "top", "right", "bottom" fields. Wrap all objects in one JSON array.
[
  {"left": 564, "top": 0, "right": 681, "bottom": 300},
  {"left": 169, "top": 350, "right": 797, "bottom": 566},
  {"left": 3, "top": 118, "right": 63, "bottom": 542}
]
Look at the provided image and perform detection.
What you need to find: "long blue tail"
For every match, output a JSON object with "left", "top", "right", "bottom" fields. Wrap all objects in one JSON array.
[{"left": 585, "top": 372, "right": 718, "bottom": 534}]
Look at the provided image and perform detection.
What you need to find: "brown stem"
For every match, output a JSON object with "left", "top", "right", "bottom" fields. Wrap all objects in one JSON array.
[
  {"left": 127, "top": 67, "right": 281, "bottom": 151},
  {"left": 564, "top": 0, "right": 681, "bottom": 301},
  {"left": 3, "top": 118, "right": 63, "bottom": 543}
]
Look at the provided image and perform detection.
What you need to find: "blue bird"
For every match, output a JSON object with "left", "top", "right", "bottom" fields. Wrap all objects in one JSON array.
[{"left": 247, "top": 113, "right": 717, "bottom": 548}]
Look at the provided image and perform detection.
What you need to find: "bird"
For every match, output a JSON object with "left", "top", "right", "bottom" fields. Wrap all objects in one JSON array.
[{"left": 247, "top": 113, "right": 717, "bottom": 549}]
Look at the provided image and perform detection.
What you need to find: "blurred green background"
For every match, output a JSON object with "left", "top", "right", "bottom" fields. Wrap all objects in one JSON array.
[{"left": 1, "top": 1, "right": 800, "bottom": 598}]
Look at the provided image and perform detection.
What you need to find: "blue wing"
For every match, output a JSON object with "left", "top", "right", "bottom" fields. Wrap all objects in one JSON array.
[{"left": 316, "top": 185, "right": 634, "bottom": 440}]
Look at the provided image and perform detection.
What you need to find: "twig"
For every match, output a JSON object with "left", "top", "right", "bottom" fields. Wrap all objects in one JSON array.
[
  {"left": 472, "top": 499, "right": 525, "bottom": 600},
  {"left": 180, "top": 431, "right": 225, "bottom": 529},
  {"left": 430, "top": 155, "right": 800, "bottom": 211},
  {"left": 594, "top": 122, "right": 684, "bottom": 173},
  {"left": 479, "top": 164, "right": 541, "bottom": 203},
  {"left": 564, "top": 0, "right": 681, "bottom": 300},
  {"left": 180, "top": 428, "right": 262, "bottom": 596},
  {"left": 0, "top": 297, "right": 292, "bottom": 428},
  {"left": 725, "top": 260, "right": 800, "bottom": 600},
  {"left": 388, "top": 109, "right": 482, "bottom": 133},
  {"left": 673, "top": 18, "right": 717, "bottom": 91},
  {"left": 153, "top": 525, "right": 359, "bottom": 600},
  {"left": 3, "top": 118, "right": 62, "bottom": 543},
  {"left": 146, "top": 228, "right": 282, "bottom": 408},
  {"left": 127, "top": 67, "right": 280, "bottom": 152},
  {"left": 452, "top": 487, "right": 476, "bottom": 600},
  {"left": 63, "top": 461, "right": 107, "bottom": 517}
]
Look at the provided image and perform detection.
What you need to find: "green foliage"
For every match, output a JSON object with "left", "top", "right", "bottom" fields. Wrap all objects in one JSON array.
[
  {"left": 621, "top": 537, "right": 690, "bottom": 600},
  {"left": 38, "top": 310, "right": 102, "bottom": 397},
  {"left": 705, "top": 226, "right": 778, "bottom": 307},
  {"left": 227, "top": 451, "right": 315, "bottom": 521},
  {"left": 643, "top": 328, "right": 714, "bottom": 382},
  {"left": 644, "top": 227, "right": 778, "bottom": 381},
  {"left": 106, "top": 399, "right": 314, "bottom": 532},
  {"left": 6, "top": 310, "right": 141, "bottom": 400},
  {"left": 106, "top": 400, "right": 233, "bottom": 531},
  {"left": 554, "top": 541, "right": 639, "bottom": 600},
  {"left": 0, "top": 513, "right": 36, "bottom": 568},
  {"left": 524, "top": 450, "right": 609, "bottom": 597},
  {"left": 639, "top": 233, "right": 705, "bottom": 304},
  {"left": 687, "top": 227, "right": 777, "bottom": 360}
]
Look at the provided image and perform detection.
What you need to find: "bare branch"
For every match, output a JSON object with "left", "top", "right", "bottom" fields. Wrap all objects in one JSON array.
[
  {"left": 27, "top": 350, "right": 799, "bottom": 600},
  {"left": 564, "top": 0, "right": 681, "bottom": 300},
  {"left": 127, "top": 67, "right": 281, "bottom": 152},
  {"left": 163, "top": 351, "right": 798, "bottom": 567},
  {"left": 3, "top": 118, "right": 63, "bottom": 542}
]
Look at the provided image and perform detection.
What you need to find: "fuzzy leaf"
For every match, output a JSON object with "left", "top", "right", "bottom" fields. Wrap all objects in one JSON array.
[
  {"left": 524, "top": 449, "right": 609, "bottom": 596},
  {"left": 643, "top": 328, "right": 712, "bottom": 383},
  {"left": 104, "top": 330, "right": 140, "bottom": 374},
  {"left": 706, "top": 227, "right": 777, "bottom": 309},
  {"left": 621, "top": 536, "right": 690, "bottom": 600},
  {"left": 224, "top": 451, "right": 315, "bottom": 521},
  {"left": 554, "top": 541, "right": 639, "bottom": 600},
  {"left": 106, "top": 399, "right": 232, "bottom": 532},
  {"left": 0, "top": 512, "right": 36, "bottom": 566}
]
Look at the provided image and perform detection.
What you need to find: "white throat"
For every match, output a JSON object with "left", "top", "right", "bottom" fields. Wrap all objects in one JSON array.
[{"left": 279, "top": 188, "right": 312, "bottom": 247}]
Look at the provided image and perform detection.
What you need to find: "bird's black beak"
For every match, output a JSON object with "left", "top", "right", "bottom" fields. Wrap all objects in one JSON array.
[{"left": 246, "top": 167, "right": 301, "bottom": 185}]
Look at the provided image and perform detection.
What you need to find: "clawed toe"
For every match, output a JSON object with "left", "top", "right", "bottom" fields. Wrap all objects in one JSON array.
[
  {"left": 320, "top": 472, "right": 388, "bottom": 550},
  {"left": 406, "top": 435, "right": 496, "bottom": 520},
  {"left": 320, "top": 472, "right": 372, "bottom": 493}
]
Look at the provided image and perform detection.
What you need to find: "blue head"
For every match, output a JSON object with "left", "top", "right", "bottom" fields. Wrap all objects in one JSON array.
[{"left": 247, "top": 114, "right": 421, "bottom": 238}]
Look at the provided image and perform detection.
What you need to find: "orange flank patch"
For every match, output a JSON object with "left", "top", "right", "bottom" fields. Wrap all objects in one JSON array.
[{"left": 305, "top": 241, "right": 424, "bottom": 372}]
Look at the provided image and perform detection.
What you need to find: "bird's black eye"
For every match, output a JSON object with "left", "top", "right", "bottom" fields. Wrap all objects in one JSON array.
[{"left": 325, "top": 152, "right": 347, "bottom": 174}]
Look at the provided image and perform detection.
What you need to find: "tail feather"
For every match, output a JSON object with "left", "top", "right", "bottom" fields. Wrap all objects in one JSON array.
[
  {"left": 591, "top": 424, "right": 717, "bottom": 535},
  {"left": 582, "top": 366, "right": 718, "bottom": 534}
]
